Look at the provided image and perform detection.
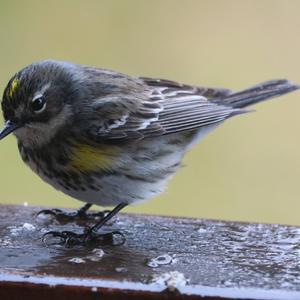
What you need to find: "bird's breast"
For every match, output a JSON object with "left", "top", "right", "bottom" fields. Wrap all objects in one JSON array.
[
  {"left": 17, "top": 141, "right": 122, "bottom": 189},
  {"left": 67, "top": 143, "right": 120, "bottom": 173},
  {"left": 17, "top": 136, "right": 185, "bottom": 206}
]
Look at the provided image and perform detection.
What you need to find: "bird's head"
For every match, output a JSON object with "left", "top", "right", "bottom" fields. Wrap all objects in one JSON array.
[{"left": 0, "top": 60, "right": 77, "bottom": 147}]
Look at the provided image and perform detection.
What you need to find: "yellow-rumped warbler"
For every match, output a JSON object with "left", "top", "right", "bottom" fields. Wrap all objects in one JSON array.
[{"left": 0, "top": 60, "right": 299, "bottom": 245}]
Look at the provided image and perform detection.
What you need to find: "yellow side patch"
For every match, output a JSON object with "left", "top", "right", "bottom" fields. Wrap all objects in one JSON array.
[
  {"left": 69, "top": 144, "right": 119, "bottom": 172},
  {"left": 7, "top": 78, "right": 19, "bottom": 98}
]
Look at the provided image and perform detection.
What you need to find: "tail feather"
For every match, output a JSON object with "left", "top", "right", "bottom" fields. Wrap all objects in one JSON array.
[{"left": 214, "top": 79, "right": 300, "bottom": 108}]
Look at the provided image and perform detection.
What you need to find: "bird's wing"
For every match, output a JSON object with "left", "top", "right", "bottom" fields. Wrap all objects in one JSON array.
[
  {"left": 141, "top": 77, "right": 232, "bottom": 99},
  {"left": 89, "top": 77, "right": 246, "bottom": 140}
]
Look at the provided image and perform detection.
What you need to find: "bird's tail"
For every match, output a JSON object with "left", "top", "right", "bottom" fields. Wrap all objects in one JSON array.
[{"left": 215, "top": 79, "right": 300, "bottom": 108}]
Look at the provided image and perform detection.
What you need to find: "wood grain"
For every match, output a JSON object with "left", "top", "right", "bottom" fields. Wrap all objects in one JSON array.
[{"left": 0, "top": 205, "right": 300, "bottom": 299}]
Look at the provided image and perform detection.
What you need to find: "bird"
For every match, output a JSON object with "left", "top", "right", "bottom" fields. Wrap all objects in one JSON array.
[{"left": 0, "top": 60, "right": 299, "bottom": 246}]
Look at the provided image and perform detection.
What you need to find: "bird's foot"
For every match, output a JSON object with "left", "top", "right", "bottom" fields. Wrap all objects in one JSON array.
[
  {"left": 42, "top": 227, "right": 125, "bottom": 247},
  {"left": 37, "top": 208, "right": 109, "bottom": 223}
]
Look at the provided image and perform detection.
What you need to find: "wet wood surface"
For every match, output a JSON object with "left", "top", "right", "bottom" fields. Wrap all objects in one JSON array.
[{"left": 0, "top": 204, "right": 300, "bottom": 299}]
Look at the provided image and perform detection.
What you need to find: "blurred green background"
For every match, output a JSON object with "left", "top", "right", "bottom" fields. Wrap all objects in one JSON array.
[{"left": 0, "top": 0, "right": 300, "bottom": 225}]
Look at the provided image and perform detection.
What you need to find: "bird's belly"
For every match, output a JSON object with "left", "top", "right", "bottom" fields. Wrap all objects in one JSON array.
[
  {"left": 54, "top": 173, "right": 171, "bottom": 207},
  {"left": 17, "top": 128, "right": 216, "bottom": 207},
  {"left": 23, "top": 157, "right": 173, "bottom": 207},
  {"left": 19, "top": 144, "right": 181, "bottom": 207}
]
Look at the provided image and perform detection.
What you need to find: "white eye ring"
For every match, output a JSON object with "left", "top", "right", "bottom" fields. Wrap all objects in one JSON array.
[{"left": 31, "top": 95, "right": 46, "bottom": 114}]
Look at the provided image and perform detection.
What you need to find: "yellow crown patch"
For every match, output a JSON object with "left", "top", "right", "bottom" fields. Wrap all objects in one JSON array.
[{"left": 7, "top": 78, "right": 19, "bottom": 98}]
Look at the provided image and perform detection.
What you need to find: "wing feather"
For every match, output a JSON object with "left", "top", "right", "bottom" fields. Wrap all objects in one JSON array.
[{"left": 90, "top": 76, "right": 245, "bottom": 140}]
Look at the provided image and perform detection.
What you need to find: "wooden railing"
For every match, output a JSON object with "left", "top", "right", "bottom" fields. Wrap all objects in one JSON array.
[{"left": 0, "top": 204, "right": 299, "bottom": 299}]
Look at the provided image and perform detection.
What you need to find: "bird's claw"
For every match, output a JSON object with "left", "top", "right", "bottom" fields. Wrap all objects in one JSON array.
[
  {"left": 37, "top": 208, "right": 109, "bottom": 223},
  {"left": 37, "top": 208, "right": 64, "bottom": 216},
  {"left": 37, "top": 208, "right": 78, "bottom": 222},
  {"left": 42, "top": 228, "right": 125, "bottom": 247}
]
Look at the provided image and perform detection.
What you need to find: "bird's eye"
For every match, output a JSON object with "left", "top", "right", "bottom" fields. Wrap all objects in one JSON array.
[{"left": 31, "top": 96, "right": 46, "bottom": 113}]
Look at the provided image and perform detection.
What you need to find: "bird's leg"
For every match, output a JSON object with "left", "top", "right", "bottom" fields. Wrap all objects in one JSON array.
[
  {"left": 42, "top": 202, "right": 128, "bottom": 246},
  {"left": 37, "top": 203, "right": 109, "bottom": 222}
]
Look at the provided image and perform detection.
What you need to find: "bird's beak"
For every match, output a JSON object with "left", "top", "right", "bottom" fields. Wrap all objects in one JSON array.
[{"left": 0, "top": 120, "right": 21, "bottom": 140}]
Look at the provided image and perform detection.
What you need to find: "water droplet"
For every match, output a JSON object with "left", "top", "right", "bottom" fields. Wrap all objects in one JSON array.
[
  {"left": 9, "top": 223, "right": 36, "bottom": 236},
  {"left": 115, "top": 267, "right": 127, "bottom": 273},
  {"left": 147, "top": 254, "right": 172, "bottom": 268},
  {"left": 68, "top": 257, "right": 85, "bottom": 264},
  {"left": 0, "top": 238, "right": 12, "bottom": 246},
  {"left": 152, "top": 271, "right": 188, "bottom": 291},
  {"left": 86, "top": 248, "right": 105, "bottom": 262},
  {"left": 22, "top": 223, "right": 36, "bottom": 231},
  {"left": 198, "top": 227, "right": 207, "bottom": 233}
]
